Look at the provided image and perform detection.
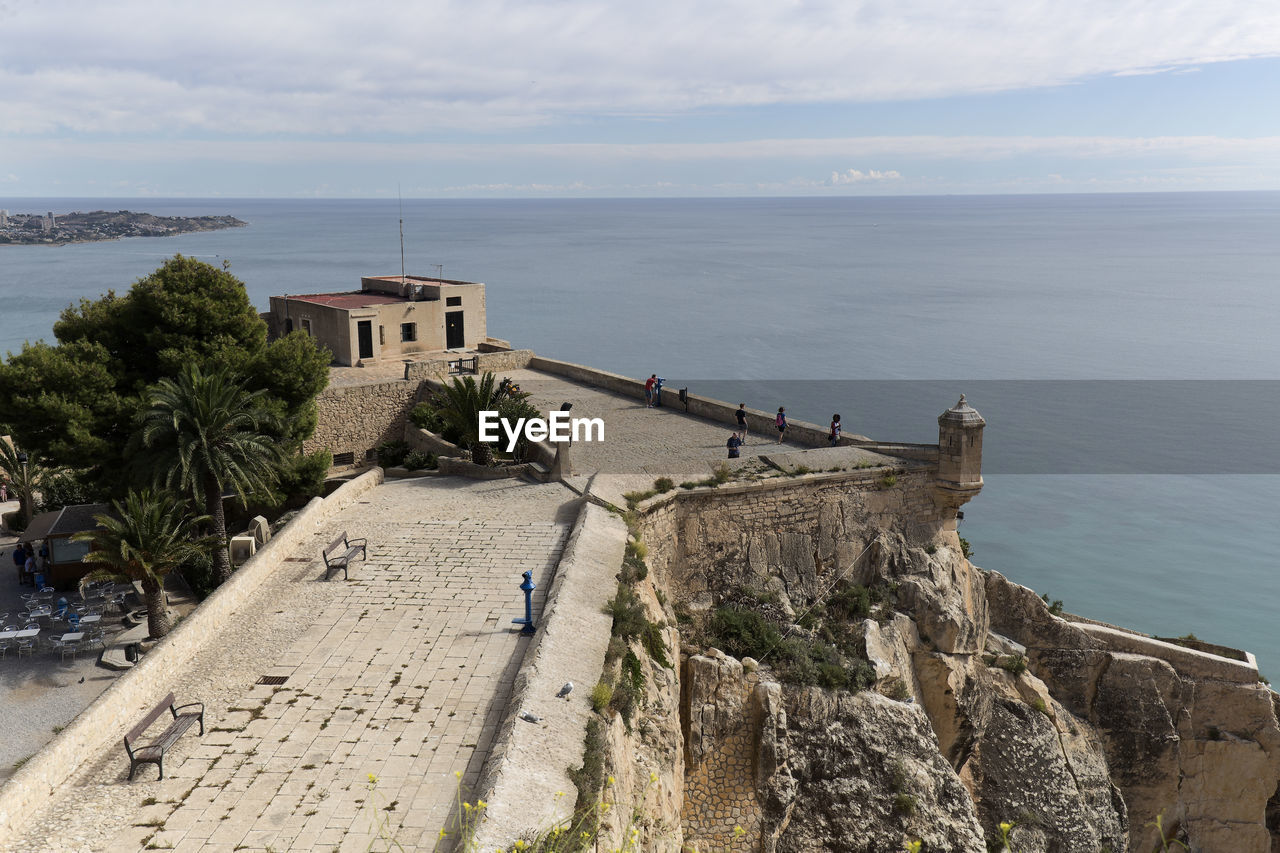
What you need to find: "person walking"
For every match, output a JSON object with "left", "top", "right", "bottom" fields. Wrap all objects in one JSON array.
[
  {"left": 776, "top": 406, "right": 788, "bottom": 443},
  {"left": 829, "top": 414, "right": 842, "bottom": 446},
  {"left": 11, "top": 542, "right": 26, "bottom": 585},
  {"left": 727, "top": 430, "right": 743, "bottom": 459},
  {"left": 644, "top": 374, "right": 657, "bottom": 408},
  {"left": 735, "top": 403, "right": 748, "bottom": 440}
]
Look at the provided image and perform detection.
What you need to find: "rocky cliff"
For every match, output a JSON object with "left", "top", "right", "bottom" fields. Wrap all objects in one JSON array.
[{"left": 579, "top": 468, "right": 1280, "bottom": 852}]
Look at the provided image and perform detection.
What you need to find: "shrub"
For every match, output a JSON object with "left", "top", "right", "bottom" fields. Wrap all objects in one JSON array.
[
  {"left": 402, "top": 450, "right": 435, "bottom": 470},
  {"left": 959, "top": 537, "right": 973, "bottom": 559},
  {"left": 882, "top": 676, "right": 912, "bottom": 701},
  {"left": 894, "top": 792, "right": 917, "bottom": 817},
  {"left": 878, "top": 473, "right": 898, "bottom": 489},
  {"left": 653, "top": 477, "right": 675, "bottom": 493},
  {"left": 1040, "top": 593, "right": 1064, "bottom": 616},
  {"left": 409, "top": 400, "right": 447, "bottom": 433},
  {"left": 590, "top": 681, "right": 613, "bottom": 713},
  {"left": 708, "top": 607, "right": 782, "bottom": 660},
  {"left": 995, "top": 654, "right": 1028, "bottom": 676},
  {"left": 179, "top": 550, "right": 217, "bottom": 599},
  {"left": 710, "top": 463, "right": 732, "bottom": 485},
  {"left": 375, "top": 440, "right": 409, "bottom": 468},
  {"left": 606, "top": 584, "right": 648, "bottom": 641},
  {"left": 641, "top": 622, "right": 671, "bottom": 669}
]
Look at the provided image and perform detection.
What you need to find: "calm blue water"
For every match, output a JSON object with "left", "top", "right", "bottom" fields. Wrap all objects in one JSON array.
[{"left": 2, "top": 194, "right": 1278, "bottom": 668}]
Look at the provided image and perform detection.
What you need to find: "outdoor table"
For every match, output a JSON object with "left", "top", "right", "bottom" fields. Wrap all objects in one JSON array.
[
  {"left": 27, "top": 606, "right": 51, "bottom": 619},
  {"left": 0, "top": 630, "right": 17, "bottom": 641},
  {"left": 15, "top": 628, "right": 39, "bottom": 639},
  {"left": 61, "top": 632, "right": 84, "bottom": 643},
  {"left": 78, "top": 614, "right": 101, "bottom": 625}
]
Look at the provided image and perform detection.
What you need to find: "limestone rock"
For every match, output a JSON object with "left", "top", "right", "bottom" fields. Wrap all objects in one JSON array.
[{"left": 760, "top": 688, "right": 987, "bottom": 853}]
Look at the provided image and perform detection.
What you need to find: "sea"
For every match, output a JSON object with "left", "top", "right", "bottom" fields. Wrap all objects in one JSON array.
[{"left": 2, "top": 193, "right": 1279, "bottom": 670}]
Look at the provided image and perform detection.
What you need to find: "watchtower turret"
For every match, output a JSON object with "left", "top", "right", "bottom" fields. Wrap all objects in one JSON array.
[{"left": 934, "top": 395, "right": 985, "bottom": 522}]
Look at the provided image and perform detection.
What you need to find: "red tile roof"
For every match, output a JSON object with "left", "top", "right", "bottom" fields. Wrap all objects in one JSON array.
[{"left": 289, "top": 292, "right": 407, "bottom": 309}]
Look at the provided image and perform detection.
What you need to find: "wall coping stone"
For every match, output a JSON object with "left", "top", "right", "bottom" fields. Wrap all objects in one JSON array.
[
  {"left": 471, "top": 501, "right": 627, "bottom": 848},
  {"left": 1075, "top": 623, "right": 1259, "bottom": 684},
  {"left": 632, "top": 462, "right": 923, "bottom": 514}
]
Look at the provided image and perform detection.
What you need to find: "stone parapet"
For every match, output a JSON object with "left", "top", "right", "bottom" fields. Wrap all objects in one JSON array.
[
  {"left": 1077, "top": 623, "right": 1259, "bottom": 684},
  {"left": 0, "top": 469, "right": 385, "bottom": 843},
  {"left": 527, "top": 355, "right": 938, "bottom": 462},
  {"left": 471, "top": 501, "right": 627, "bottom": 849}
]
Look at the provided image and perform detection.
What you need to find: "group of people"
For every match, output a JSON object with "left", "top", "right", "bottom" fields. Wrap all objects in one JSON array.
[
  {"left": 643, "top": 374, "right": 665, "bottom": 408},
  {"left": 11, "top": 541, "right": 43, "bottom": 586},
  {"left": 725, "top": 405, "right": 842, "bottom": 458}
]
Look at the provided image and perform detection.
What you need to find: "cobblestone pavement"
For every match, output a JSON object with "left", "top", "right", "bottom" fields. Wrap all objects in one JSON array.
[{"left": 2, "top": 478, "right": 576, "bottom": 853}]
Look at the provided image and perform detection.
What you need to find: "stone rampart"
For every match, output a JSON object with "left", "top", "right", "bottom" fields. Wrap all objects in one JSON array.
[
  {"left": 471, "top": 501, "right": 627, "bottom": 849},
  {"left": 527, "top": 355, "right": 937, "bottom": 459},
  {"left": 0, "top": 469, "right": 385, "bottom": 843},
  {"left": 307, "top": 379, "right": 421, "bottom": 467},
  {"left": 632, "top": 466, "right": 946, "bottom": 606}
]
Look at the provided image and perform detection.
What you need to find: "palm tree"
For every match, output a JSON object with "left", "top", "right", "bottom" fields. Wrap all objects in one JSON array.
[
  {"left": 134, "top": 364, "right": 283, "bottom": 584},
  {"left": 73, "top": 490, "right": 212, "bottom": 640},
  {"left": 434, "top": 373, "right": 500, "bottom": 466},
  {"left": 0, "top": 434, "right": 48, "bottom": 528}
]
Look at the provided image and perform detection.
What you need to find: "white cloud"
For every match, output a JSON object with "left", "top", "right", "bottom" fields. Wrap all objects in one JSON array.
[
  {"left": 11, "top": 135, "right": 1280, "bottom": 166},
  {"left": 827, "top": 169, "right": 902, "bottom": 185},
  {"left": 0, "top": 1, "right": 1277, "bottom": 136}
]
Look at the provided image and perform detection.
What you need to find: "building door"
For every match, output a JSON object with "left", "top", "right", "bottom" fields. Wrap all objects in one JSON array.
[
  {"left": 445, "top": 311, "right": 465, "bottom": 349},
  {"left": 357, "top": 320, "right": 374, "bottom": 360}
]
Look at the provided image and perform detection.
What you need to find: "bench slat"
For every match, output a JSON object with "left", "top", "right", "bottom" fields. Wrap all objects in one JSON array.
[{"left": 125, "top": 692, "right": 176, "bottom": 746}]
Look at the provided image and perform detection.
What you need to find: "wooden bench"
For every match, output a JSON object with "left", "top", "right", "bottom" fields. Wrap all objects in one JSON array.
[
  {"left": 124, "top": 692, "right": 204, "bottom": 781},
  {"left": 322, "top": 531, "right": 367, "bottom": 580}
]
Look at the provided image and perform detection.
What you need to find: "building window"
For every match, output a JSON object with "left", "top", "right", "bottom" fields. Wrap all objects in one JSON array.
[
  {"left": 401, "top": 323, "right": 417, "bottom": 342},
  {"left": 333, "top": 452, "right": 355, "bottom": 466},
  {"left": 446, "top": 296, "right": 462, "bottom": 307},
  {"left": 285, "top": 318, "right": 294, "bottom": 334},
  {"left": 301, "top": 318, "right": 311, "bottom": 336},
  {"left": 379, "top": 325, "right": 385, "bottom": 345}
]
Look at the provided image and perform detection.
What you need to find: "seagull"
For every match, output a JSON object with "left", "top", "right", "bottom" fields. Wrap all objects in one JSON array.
[
  {"left": 78, "top": 676, "right": 85, "bottom": 683},
  {"left": 518, "top": 710, "right": 543, "bottom": 723},
  {"left": 556, "top": 682, "right": 574, "bottom": 700}
]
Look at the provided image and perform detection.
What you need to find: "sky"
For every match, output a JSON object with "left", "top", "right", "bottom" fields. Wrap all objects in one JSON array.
[{"left": 3, "top": 0, "right": 1280, "bottom": 198}]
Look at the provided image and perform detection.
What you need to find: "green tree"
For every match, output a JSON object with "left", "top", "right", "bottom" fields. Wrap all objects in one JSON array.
[
  {"left": 433, "top": 373, "right": 499, "bottom": 466},
  {"left": 0, "top": 255, "right": 330, "bottom": 494},
  {"left": 73, "top": 489, "right": 211, "bottom": 640},
  {"left": 135, "top": 364, "right": 284, "bottom": 584},
  {"left": 0, "top": 435, "right": 49, "bottom": 528}
]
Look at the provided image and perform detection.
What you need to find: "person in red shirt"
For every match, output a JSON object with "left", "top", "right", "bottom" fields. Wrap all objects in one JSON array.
[{"left": 644, "top": 374, "right": 657, "bottom": 408}]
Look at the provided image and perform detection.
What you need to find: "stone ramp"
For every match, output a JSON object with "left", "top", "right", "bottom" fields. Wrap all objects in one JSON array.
[{"left": 0, "top": 478, "right": 576, "bottom": 853}]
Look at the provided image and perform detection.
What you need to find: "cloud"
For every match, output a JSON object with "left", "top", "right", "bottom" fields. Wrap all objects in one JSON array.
[
  {"left": 0, "top": 1, "right": 1278, "bottom": 137},
  {"left": 827, "top": 169, "right": 902, "bottom": 185},
  {"left": 11, "top": 135, "right": 1280, "bottom": 166}
]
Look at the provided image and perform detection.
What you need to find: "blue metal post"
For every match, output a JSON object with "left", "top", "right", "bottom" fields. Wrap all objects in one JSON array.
[{"left": 512, "top": 570, "right": 536, "bottom": 635}]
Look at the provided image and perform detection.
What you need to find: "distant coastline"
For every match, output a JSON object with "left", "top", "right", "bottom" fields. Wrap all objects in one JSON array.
[{"left": 0, "top": 209, "right": 246, "bottom": 246}]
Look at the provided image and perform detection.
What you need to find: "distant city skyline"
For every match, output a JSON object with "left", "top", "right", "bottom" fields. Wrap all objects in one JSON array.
[{"left": 3, "top": 1, "right": 1280, "bottom": 198}]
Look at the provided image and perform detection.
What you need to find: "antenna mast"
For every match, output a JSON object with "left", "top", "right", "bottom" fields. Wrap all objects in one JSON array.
[{"left": 398, "top": 184, "right": 406, "bottom": 284}]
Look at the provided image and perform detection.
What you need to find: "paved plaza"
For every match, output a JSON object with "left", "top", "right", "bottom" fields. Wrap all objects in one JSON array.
[
  {"left": 2, "top": 369, "right": 817, "bottom": 852},
  {"left": 2, "top": 478, "right": 576, "bottom": 853}
]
